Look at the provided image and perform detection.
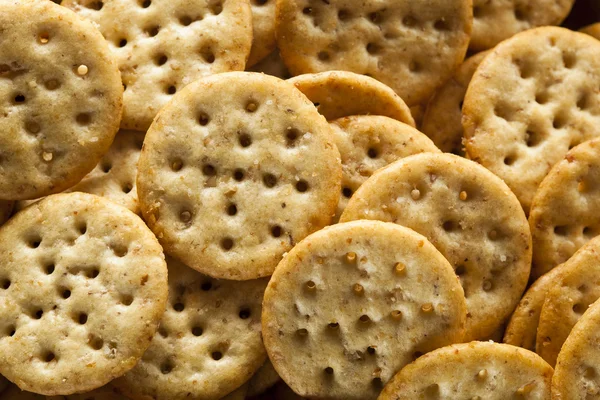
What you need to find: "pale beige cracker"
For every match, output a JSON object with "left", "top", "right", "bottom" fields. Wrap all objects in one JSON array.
[
  {"left": 248, "top": 361, "right": 281, "bottom": 397},
  {"left": 17, "top": 130, "right": 145, "bottom": 214},
  {"left": 247, "top": 0, "right": 277, "bottom": 66},
  {"left": 463, "top": 27, "right": 600, "bottom": 212},
  {"left": 0, "top": 192, "right": 168, "bottom": 395},
  {"left": 62, "top": 0, "right": 252, "bottom": 131},
  {"left": 536, "top": 235, "right": 600, "bottom": 366},
  {"left": 0, "top": 0, "right": 122, "bottom": 200},
  {"left": 529, "top": 139, "right": 600, "bottom": 279},
  {"left": 331, "top": 116, "right": 439, "bottom": 222},
  {"left": 503, "top": 266, "right": 562, "bottom": 352},
  {"left": 552, "top": 298, "right": 600, "bottom": 399},
  {"left": 378, "top": 341, "right": 553, "bottom": 399},
  {"left": 340, "top": 153, "right": 532, "bottom": 341},
  {"left": 137, "top": 72, "right": 342, "bottom": 280},
  {"left": 422, "top": 51, "right": 489, "bottom": 155},
  {"left": 248, "top": 49, "right": 291, "bottom": 79},
  {"left": 581, "top": 23, "right": 600, "bottom": 40},
  {"left": 288, "top": 72, "right": 414, "bottom": 125},
  {"left": 263, "top": 220, "right": 466, "bottom": 399},
  {"left": 470, "top": 0, "right": 574, "bottom": 51},
  {"left": 276, "top": 0, "right": 472, "bottom": 107},
  {"left": 0, "top": 202, "right": 13, "bottom": 227},
  {"left": 113, "top": 257, "right": 267, "bottom": 400}
]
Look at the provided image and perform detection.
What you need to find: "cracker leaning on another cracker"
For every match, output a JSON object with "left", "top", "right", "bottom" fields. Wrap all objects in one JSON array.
[
  {"left": 378, "top": 341, "right": 553, "bottom": 399},
  {"left": 341, "top": 153, "right": 532, "bottom": 341},
  {"left": 463, "top": 26, "right": 600, "bottom": 212},
  {"left": 0, "top": 192, "right": 168, "bottom": 395}
]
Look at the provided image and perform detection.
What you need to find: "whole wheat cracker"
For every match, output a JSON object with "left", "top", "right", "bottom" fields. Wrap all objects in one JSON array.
[
  {"left": 113, "top": 257, "right": 268, "bottom": 400},
  {"left": 529, "top": 139, "right": 600, "bottom": 279},
  {"left": 421, "top": 51, "right": 489, "bottom": 155},
  {"left": 0, "top": 0, "right": 122, "bottom": 200},
  {"left": 330, "top": 115, "right": 439, "bottom": 222},
  {"left": 288, "top": 71, "right": 415, "bottom": 124},
  {"left": 552, "top": 298, "right": 600, "bottom": 399},
  {"left": 463, "top": 27, "right": 600, "bottom": 212},
  {"left": 340, "top": 153, "right": 532, "bottom": 341},
  {"left": 378, "top": 342, "right": 553, "bottom": 400},
  {"left": 263, "top": 220, "right": 466, "bottom": 399},
  {"left": 137, "top": 72, "right": 342, "bottom": 280},
  {"left": 0, "top": 192, "right": 168, "bottom": 395},
  {"left": 62, "top": 0, "right": 252, "bottom": 131},
  {"left": 276, "top": 0, "right": 473, "bottom": 106}
]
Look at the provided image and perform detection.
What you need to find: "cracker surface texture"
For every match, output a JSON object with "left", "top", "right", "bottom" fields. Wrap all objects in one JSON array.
[
  {"left": 552, "top": 298, "right": 600, "bottom": 399},
  {"left": 137, "top": 72, "right": 342, "bottom": 280},
  {"left": 422, "top": 51, "right": 489, "bottom": 155},
  {"left": 276, "top": 0, "right": 472, "bottom": 106},
  {"left": 503, "top": 266, "right": 562, "bottom": 352},
  {"left": 529, "top": 139, "right": 600, "bottom": 279},
  {"left": 463, "top": 26, "right": 600, "bottom": 212},
  {"left": 114, "top": 257, "right": 267, "bottom": 399},
  {"left": 0, "top": 192, "right": 168, "bottom": 395},
  {"left": 340, "top": 153, "right": 532, "bottom": 340},
  {"left": 470, "top": 0, "right": 574, "bottom": 51},
  {"left": 288, "top": 71, "right": 415, "bottom": 124},
  {"left": 378, "top": 342, "right": 553, "bottom": 400},
  {"left": 262, "top": 220, "right": 466, "bottom": 400},
  {"left": 0, "top": 0, "right": 122, "bottom": 200},
  {"left": 331, "top": 116, "right": 439, "bottom": 222},
  {"left": 536, "top": 235, "right": 600, "bottom": 366},
  {"left": 63, "top": 0, "right": 252, "bottom": 131}
]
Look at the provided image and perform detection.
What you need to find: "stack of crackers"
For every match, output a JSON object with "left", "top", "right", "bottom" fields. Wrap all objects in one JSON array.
[{"left": 1, "top": 0, "right": 600, "bottom": 398}]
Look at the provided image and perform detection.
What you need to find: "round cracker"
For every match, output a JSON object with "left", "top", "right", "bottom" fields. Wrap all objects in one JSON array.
[
  {"left": 378, "top": 341, "right": 553, "bottom": 399},
  {"left": 137, "top": 72, "right": 342, "bottom": 280},
  {"left": 581, "top": 23, "right": 600, "bottom": 40},
  {"left": 113, "top": 257, "right": 267, "bottom": 400},
  {"left": 463, "top": 27, "right": 600, "bottom": 212},
  {"left": 248, "top": 49, "right": 291, "bottom": 79},
  {"left": 470, "top": 0, "right": 574, "bottom": 51},
  {"left": 62, "top": 0, "right": 252, "bottom": 131},
  {"left": 421, "top": 51, "right": 489, "bottom": 155},
  {"left": 340, "top": 153, "right": 532, "bottom": 341},
  {"left": 247, "top": 360, "right": 281, "bottom": 397},
  {"left": 529, "top": 139, "right": 600, "bottom": 279},
  {"left": 503, "top": 266, "right": 562, "bottom": 352},
  {"left": 0, "top": 0, "right": 122, "bottom": 200},
  {"left": 331, "top": 116, "right": 439, "bottom": 222},
  {"left": 552, "top": 298, "right": 600, "bottom": 399},
  {"left": 276, "top": 0, "right": 472, "bottom": 107},
  {"left": 247, "top": 0, "right": 277, "bottom": 66},
  {"left": 17, "top": 130, "right": 145, "bottom": 215},
  {"left": 536, "top": 235, "right": 600, "bottom": 366},
  {"left": 0, "top": 192, "right": 168, "bottom": 395},
  {"left": 262, "top": 220, "right": 466, "bottom": 400},
  {"left": 288, "top": 72, "right": 415, "bottom": 125}
]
